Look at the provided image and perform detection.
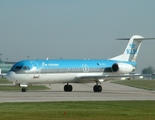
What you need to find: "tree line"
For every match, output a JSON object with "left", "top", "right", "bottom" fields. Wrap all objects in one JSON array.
[
  {"left": 141, "top": 66, "right": 154, "bottom": 74},
  {"left": 141, "top": 66, "right": 155, "bottom": 79}
]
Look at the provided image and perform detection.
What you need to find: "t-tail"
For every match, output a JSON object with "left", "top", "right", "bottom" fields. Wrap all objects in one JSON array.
[{"left": 110, "top": 35, "right": 155, "bottom": 62}]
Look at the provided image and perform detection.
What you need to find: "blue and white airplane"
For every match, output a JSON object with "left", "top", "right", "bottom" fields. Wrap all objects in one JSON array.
[{"left": 6, "top": 35, "right": 155, "bottom": 92}]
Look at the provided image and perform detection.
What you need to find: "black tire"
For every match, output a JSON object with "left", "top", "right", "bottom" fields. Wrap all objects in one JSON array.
[
  {"left": 64, "top": 85, "right": 68, "bottom": 92},
  {"left": 98, "top": 85, "right": 102, "bottom": 92},
  {"left": 64, "top": 85, "right": 73, "bottom": 92},
  {"left": 93, "top": 85, "right": 98, "bottom": 92},
  {"left": 21, "top": 88, "right": 27, "bottom": 92},
  {"left": 68, "top": 85, "right": 73, "bottom": 92},
  {"left": 93, "top": 85, "right": 102, "bottom": 92}
]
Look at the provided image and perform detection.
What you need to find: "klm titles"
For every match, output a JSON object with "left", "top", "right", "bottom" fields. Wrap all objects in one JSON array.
[{"left": 126, "top": 44, "right": 137, "bottom": 54}]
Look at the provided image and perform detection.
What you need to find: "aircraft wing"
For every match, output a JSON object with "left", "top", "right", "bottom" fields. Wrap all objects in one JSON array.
[{"left": 74, "top": 74, "right": 152, "bottom": 83}]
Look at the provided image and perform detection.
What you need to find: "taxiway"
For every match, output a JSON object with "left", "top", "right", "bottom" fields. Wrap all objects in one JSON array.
[{"left": 0, "top": 82, "right": 155, "bottom": 103}]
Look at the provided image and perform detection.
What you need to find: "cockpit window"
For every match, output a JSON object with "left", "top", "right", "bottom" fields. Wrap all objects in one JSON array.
[
  {"left": 11, "top": 65, "right": 30, "bottom": 71},
  {"left": 15, "top": 66, "right": 23, "bottom": 70},
  {"left": 23, "top": 66, "right": 30, "bottom": 70}
]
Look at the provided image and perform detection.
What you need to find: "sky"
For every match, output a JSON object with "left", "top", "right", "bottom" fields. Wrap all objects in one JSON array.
[{"left": 0, "top": 0, "right": 155, "bottom": 73}]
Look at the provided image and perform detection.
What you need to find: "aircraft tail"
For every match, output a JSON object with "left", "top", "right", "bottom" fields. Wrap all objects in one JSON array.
[{"left": 110, "top": 35, "right": 155, "bottom": 62}]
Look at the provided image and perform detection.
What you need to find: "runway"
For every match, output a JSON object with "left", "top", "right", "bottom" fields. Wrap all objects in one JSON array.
[{"left": 0, "top": 82, "right": 155, "bottom": 103}]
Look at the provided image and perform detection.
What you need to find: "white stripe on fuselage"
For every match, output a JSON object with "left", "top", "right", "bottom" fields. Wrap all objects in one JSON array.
[{"left": 7, "top": 71, "right": 103, "bottom": 84}]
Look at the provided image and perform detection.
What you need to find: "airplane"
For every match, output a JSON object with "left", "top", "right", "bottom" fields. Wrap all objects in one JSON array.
[{"left": 6, "top": 35, "right": 155, "bottom": 92}]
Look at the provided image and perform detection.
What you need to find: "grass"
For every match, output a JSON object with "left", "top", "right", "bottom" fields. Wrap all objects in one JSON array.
[
  {"left": 0, "top": 77, "right": 12, "bottom": 84},
  {"left": 111, "top": 80, "right": 155, "bottom": 90},
  {"left": 0, "top": 101, "right": 155, "bottom": 120}
]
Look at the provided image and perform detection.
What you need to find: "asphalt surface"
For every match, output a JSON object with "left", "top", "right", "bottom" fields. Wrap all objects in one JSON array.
[{"left": 0, "top": 82, "right": 155, "bottom": 103}]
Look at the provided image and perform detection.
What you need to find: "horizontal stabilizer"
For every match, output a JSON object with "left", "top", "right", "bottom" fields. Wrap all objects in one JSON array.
[{"left": 116, "top": 38, "right": 155, "bottom": 40}]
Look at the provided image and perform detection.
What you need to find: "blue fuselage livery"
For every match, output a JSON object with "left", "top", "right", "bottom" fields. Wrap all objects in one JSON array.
[
  {"left": 6, "top": 35, "right": 155, "bottom": 92},
  {"left": 11, "top": 59, "right": 136, "bottom": 73}
]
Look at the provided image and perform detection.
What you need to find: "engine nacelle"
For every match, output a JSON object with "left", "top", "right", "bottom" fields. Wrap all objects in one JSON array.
[{"left": 111, "top": 63, "right": 135, "bottom": 74}]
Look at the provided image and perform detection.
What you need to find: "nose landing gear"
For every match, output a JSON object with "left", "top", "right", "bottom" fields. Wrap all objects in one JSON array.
[{"left": 64, "top": 83, "right": 73, "bottom": 92}]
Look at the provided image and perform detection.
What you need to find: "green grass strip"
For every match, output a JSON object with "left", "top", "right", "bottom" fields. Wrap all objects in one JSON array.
[
  {"left": 111, "top": 80, "right": 155, "bottom": 90},
  {"left": 0, "top": 78, "right": 12, "bottom": 84},
  {"left": 0, "top": 101, "right": 155, "bottom": 120}
]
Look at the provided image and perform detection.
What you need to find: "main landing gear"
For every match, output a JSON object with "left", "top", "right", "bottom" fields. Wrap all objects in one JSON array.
[
  {"left": 64, "top": 83, "right": 73, "bottom": 92},
  {"left": 93, "top": 85, "right": 102, "bottom": 92},
  {"left": 93, "top": 80, "right": 102, "bottom": 92},
  {"left": 21, "top": 87, "right": 27, "bottom": 92},
  {"left": 64, "top": 83, "right": 102, "bottom": 92}
]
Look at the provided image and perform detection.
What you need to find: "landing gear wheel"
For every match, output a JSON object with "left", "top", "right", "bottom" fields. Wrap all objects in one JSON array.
[
  {"left": 93, "top": 85, "right": 102, "bottom": 92},
  {"left": 64, "top": 84, "right": 73, "bottom": 92},
  {"left": 21, "top": 88, "right": 27, "bottom": 92},
  {"left": 98, "top": 85, "right": 102, "bottom": 92},
  {"left": 93, "top": 85, "right": 98, "bottom": 92},
  {"left": 68, "top": 85, "right": 72, "bottom": 91}
]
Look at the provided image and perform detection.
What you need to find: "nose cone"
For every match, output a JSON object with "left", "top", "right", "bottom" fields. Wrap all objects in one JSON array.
[{"left": 6, "top": 71, "right": 16, "bottom": 82}]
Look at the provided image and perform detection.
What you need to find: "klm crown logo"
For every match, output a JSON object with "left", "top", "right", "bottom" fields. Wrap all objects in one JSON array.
[
  {"left": 126, "top": 43, "right": 137, "bottom": 54},
  {"left": 129, "top": 44, "right": 135, "bottom": 48}
]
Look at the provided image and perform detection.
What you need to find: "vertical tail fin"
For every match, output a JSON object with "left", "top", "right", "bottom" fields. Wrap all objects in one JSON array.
[{"left": 111, "top": 35, "right": 155, "bottom": 62}]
